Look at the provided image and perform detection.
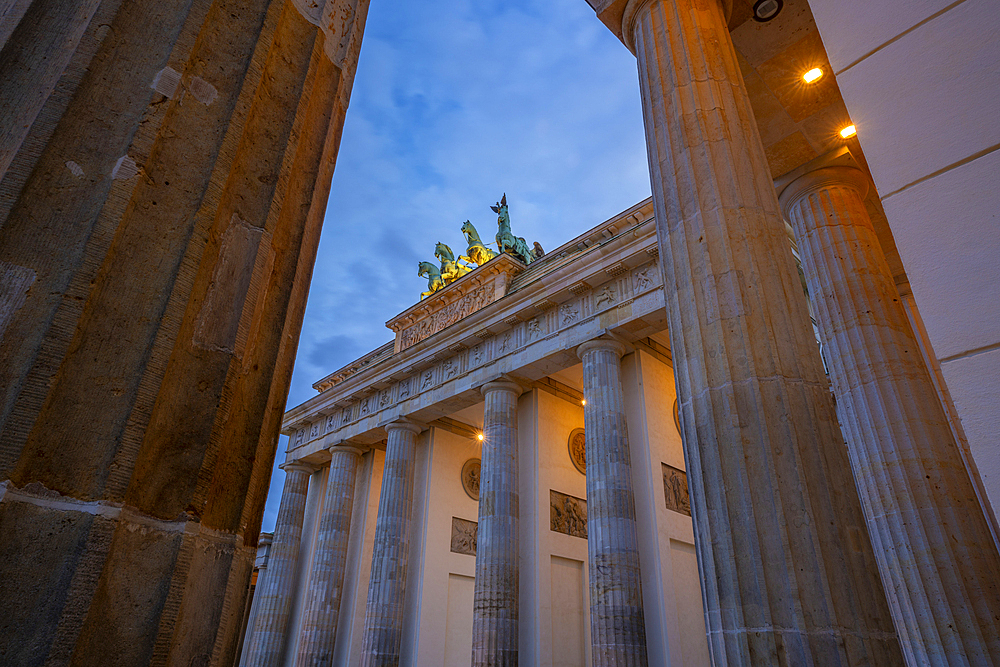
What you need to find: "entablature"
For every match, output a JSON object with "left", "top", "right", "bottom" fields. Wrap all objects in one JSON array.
[{"left": 281, "top": 199, "right": 666, "bottom": 462}]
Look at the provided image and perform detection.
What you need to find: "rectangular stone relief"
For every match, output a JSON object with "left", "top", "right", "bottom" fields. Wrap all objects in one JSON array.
[
  {"left": 450, "top": 517, "right": 478, "bottom": 555},
  {"left": 550, "top": 490, "right": 587, "bottom": 539},
  {"left": 632, "top": 264, "right": 656, "bottom": 294},
  {"left": 662, "top": 463, "right": 691, "bottom": 516}
]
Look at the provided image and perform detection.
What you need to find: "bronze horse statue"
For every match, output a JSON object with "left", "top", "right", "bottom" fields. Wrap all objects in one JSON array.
[
  {"left": 435, "top": 242, "right": 473, "bottom": 284},
  {"left": 491, "top": 193, "right": 533, "bottom": 264},
  {"left": 417, "top": 261, "right": 444, "bottom": 299},
  {"left": 460, "top": 220, "right": 496, "bottom": 267}
]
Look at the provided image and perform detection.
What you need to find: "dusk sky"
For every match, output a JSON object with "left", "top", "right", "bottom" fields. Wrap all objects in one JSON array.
[{"left": 261, "top": 0, "right": 652, "bottom": 531}]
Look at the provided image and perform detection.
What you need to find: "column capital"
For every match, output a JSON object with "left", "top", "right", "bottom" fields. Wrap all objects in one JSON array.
[
  {"left": 617, "top": 0, "right": 732, "bottom": 53},
  {"left": 577, "top": 336, "right": 627, "bottom": 360},
  {"left": 383, "top": 417, "right": 422, "bottom": 436},
  {"left": 279, "top": 461, "right": 315, "bottom": 475},
  {"left": 328, "top": 442, "right": 365, "bottom": 457},
  {"left": 479, "top": 376, "right": 524, "bottom": 399},
  {"left": 778, "top": 165, "right": 870, "bottom": 218}
]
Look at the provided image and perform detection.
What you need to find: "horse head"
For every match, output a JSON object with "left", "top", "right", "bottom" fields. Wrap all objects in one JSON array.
[
  {"left": 435, "top": 242, "right": 454, "bottom": 262},
  {"left": 461, "top": 220, "right": 474, "bottom": 237},
  {"left": 417, "top": 261, "right": 436, "bottom": 277}
]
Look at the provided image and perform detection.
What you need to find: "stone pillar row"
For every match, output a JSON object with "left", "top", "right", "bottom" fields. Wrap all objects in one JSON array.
[
  {"left": 779, "top": 162, "right": 1000, "bottom": 666},
  {"left": 250, "top": 358, "right": 652, "bottom": 667},
  {"left": 618, "top": 0, "right": 904, "bottom": 664}
]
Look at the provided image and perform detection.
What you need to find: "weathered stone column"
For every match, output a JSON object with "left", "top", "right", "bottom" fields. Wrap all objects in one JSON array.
[
  {"left": 0, "top": 0, "right": 370, "bottom": 661},
  {"left": 585, "top": 0, "right": 905, "bottom": 663},
  {"left": 297, "top": 445, "right": 364, "bottom": 667},
  {"left": 243, "top": 462, "right": 313, "bottom": 667},
  {"left": 577, "top": 338, "right": 648, "bottom": 666},
  {"left": 471, "top": 378, "right": 522, "bottom": 666},
  {"left": 361, "top": 419, "right": 422, "bottom": 666},
  {"left": 779, "top": 159, "right": 1000, "bottom": 665}
]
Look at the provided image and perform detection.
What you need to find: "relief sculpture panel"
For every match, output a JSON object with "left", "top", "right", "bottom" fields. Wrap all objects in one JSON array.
[
  {"left": 550, "top": 490, "right": 587, "bottom": 539},
  {"left": 399, "top": 283, "right": 496, "bottom": 349},
  {"left": 451, "top": 517, "right": 478, "bottom": 556},
  {"left": 662, "top": 463, "right": 691, "bottom": 516}
]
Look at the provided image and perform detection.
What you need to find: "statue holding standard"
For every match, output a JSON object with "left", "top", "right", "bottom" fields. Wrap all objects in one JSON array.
[{"left": 491, "top": 193, "right": 534, "bottom": 265}]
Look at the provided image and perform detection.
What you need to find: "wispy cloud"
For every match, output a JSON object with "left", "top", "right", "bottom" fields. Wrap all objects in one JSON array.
[{"left": 261, "top": 0, "right": 650, "bottom": 531}]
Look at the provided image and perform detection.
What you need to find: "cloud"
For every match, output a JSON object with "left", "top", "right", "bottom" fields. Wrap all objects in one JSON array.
[{"left": 262, "top": 0, "right": 650, "bottom": 531}]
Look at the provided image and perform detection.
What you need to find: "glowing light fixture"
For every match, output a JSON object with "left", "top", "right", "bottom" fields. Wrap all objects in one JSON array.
[
  {"left": 840, "top": 124, "right": 857, "bottom": 138},
  {"left": 802, "top": 67, "right": 823, "bottom": 83},
  {"left": 581, "top": 399, "right": 587, "bottom": 406},
  {"left": 477, "top": 433, "right": 484, "bottom": 441}
]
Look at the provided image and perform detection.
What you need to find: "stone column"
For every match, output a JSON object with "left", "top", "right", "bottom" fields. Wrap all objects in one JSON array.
[
  {"left": 577, "top": 339, "right": 647, "bottom": 666},
  {"left": 593, "top": 0, "right": 905, "bottom": 663},
  {"left": 0, "top": 0, "right": 371, "bottom": 661},
  {"left": 361, "top": 419, "right": 422, "bottom": 666},
  {"left": 779, "top": 160, "right": 1000, "bottom": 665},
  {"left": 235, "top": 533, "right": 272, "bottom": 667},
  {"left": 471, "top": 378, "right": 522, "bottom": 666},
  {"left": 243, "top": 462, "right": 313, "bottom": 667},
  {"left": 296, "top": 445, "right": 364, "bottom": 667}
]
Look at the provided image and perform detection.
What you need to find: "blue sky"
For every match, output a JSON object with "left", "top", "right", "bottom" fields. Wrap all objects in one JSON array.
[{"left": 261, "top": 0, "right": 651, "bottom": 531}]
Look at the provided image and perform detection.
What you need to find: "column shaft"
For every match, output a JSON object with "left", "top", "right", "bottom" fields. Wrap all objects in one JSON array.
[
  {"left": 624, "top": 0, "right": 903, "bottom": 663},
  {"left": 297, "top": 447, "right": 363, "bottom": 667},
  {"left": 471, "top": 379, "right": 522, "bottom": 666},
  {"left": 781, "top": 165, "right": 1000, "bottom": 665},
  {"left": 243, "top": 464, "right": 312, "bottom": 667},
  {"left": 578, "top": 340, "right": 648, "bottom": 666},
  {"left": 361, "top": 421, "right": 421, "bottom": 666}
]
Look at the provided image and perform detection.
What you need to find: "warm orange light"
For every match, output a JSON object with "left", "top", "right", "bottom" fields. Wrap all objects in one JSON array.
[
  {"left": 840, "top": 124, "right": 857, "bottom": 138},
  {"left": 477, "top": 433, "right": 484, "bottom": 441},
  {"left": 802, "top": 67, "right": 823, "bottom": 83},
  {"left": 581, "top": 399, "right": 587, "bottom": 406}
]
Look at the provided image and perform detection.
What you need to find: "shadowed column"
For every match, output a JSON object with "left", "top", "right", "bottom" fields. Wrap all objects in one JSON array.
[
  {"left": 471, "top": 378, "right": 522, "bottom": 666},
  {"left": 779, "top": 160, "right": 1000, "bottom": 666},
  {"left": 584, "top": 0, "right": 907, "bottom": 663},
  {"left": 361, "top": 419, "right": 421, "bottom": 666},
  {"left": 0, "top": 0, "right": 371, "bottom": 661},
  {"left": 578, "top": 338, "right": 648, "bottom": 666},
  {"left": 243, "top": 462, "right": 313, "bottom": 667},
  {"left": 296, "top": 445, "right": 364, "bottom": 667}
]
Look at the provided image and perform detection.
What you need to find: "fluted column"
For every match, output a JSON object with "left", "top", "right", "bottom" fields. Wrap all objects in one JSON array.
[
  {"left": 609, "top": 0, "right": 904, "bottom": 663},
  {"left": 577, "top": 339, "right": 647, "bottom": 666},
  {"left": 244, "top": 462, "right": 314, "bottom": 667},
  {"left": 361, "top": 419, "right": 422, "bottom": 666},
  {"left": 471, "top": 378, "right": 523, "bottom": 666},
  {"left": 297, "top": 445, "right": 364, "bottom": 667},
  {"left": 779, "top": 162, "right": 1000, "bottom": 665}
]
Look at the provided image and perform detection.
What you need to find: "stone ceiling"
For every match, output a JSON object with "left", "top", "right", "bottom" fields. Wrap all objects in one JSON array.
[{"left": 728, "top": 0, "right": 906, "bottom": 283}]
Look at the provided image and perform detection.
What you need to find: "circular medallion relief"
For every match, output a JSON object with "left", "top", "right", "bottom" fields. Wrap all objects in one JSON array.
[
  {"left": 461, "top": 458, "right": 481, "bottom": 501},
  {"left": 568, "top": 428, "right": 586, "bottom": 475}
]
